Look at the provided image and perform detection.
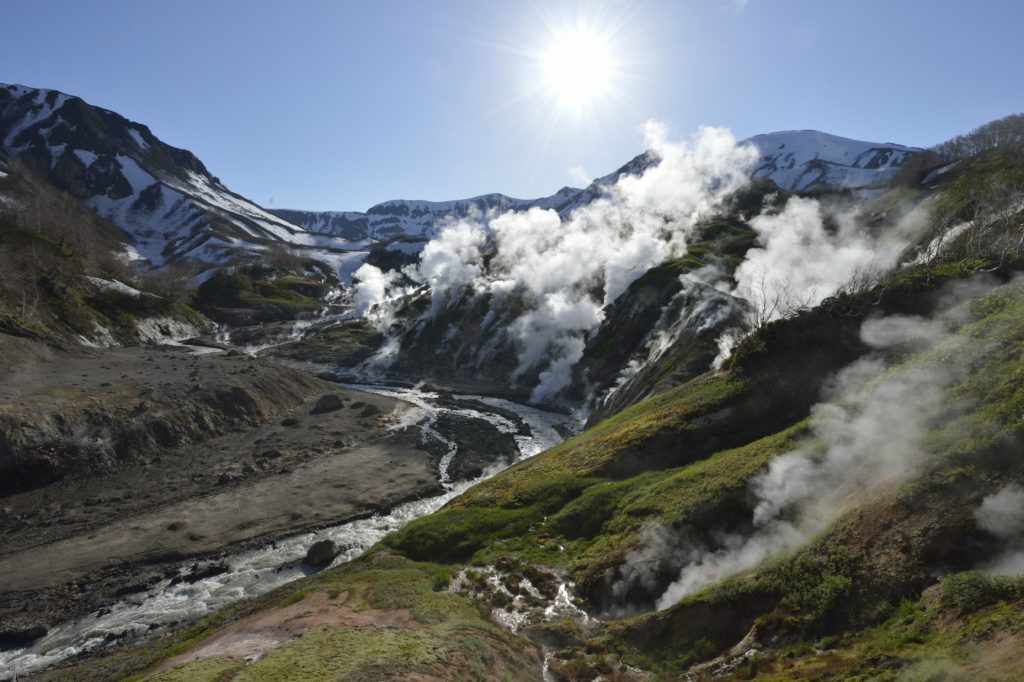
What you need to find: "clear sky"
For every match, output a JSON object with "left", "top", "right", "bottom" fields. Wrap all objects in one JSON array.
[{"left": 3, "top": 1, "right": 1022, "bottom": 211}]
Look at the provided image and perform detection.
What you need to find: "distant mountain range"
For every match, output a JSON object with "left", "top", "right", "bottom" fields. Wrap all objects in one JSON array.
[
  {"left": 274, "top": 132, "right": 919, "bottom": 240},
  {"left": 0, "top": 82, "right": 921, "bottom": 274}
]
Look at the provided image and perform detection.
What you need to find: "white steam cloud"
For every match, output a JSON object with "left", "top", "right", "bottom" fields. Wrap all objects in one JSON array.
[
  {"left": 974, "top": 484, "right": 1024, "bottom": 575},
  {"left": 649, "top": 309, "right": 966, "bottom": 610},
  {"left": 352, "top": 263, "right": 401, "bottom": 320},
  {"left": 733, "top": 197, "right": 929, "bottom": 325},
  {"left": 380, "top": 123, "right": 760, "bottom": 403},
  {"left": 711, "top": 196, "right": 930, "bottom": 367}
]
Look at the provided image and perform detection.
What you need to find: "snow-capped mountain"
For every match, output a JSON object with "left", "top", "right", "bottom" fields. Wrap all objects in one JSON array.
[
  {"left": 280, "top": 132, "right": 919, "bottom": 240},
  {"left": 747, "top": 130, "right": 919, "bottom": 191},
  {"left": 0, "top": 81, "right": 922, "bottom": 275},
  {"left": 271, "top": 187, "right": 583, "bottom": 241},
  {"left": 270, "top": 152, "right": 662, "bottom": 241},
  {"left": 0, "top": 83, "right": 358, "bottom": 268}
]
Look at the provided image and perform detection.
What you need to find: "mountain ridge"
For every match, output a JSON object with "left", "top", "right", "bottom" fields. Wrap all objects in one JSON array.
[{"left": 275, "top": 130, "right": 921, "bottom": 240}]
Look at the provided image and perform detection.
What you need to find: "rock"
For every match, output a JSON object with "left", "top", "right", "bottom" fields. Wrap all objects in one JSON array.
[
  {"left": 303, "top": 539, "right": 341, "bottom": 568},
  {"left": 310, "top": 393, "right": 345, "bottom": 415},
  {"left": 0, "top": 623, "right": 48, "bottom": 647},
  {"left": 281, "top": 417, "right": 301, "bottom": 427},
  {"left": 349, "top": 400, "right": 366, "bottom": 409},
  {"left": 216, "top": 470, "right": 241, "bottom": 486},
  {"left": 261, "top": 448, "right": 283, "bottom": 459},
  {"left": 360, "top": 404, "right": 381, "bottom": 418},
  {"left": 170, "top": 561, "right": 230, "bottom": 585}
]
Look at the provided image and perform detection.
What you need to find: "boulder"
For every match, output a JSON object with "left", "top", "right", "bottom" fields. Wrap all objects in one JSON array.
[
  {"left": 303, "top": 539, "right": 341, "bottom": 568},
  {"left": 310, "top": 393, "right": 345, "bottom": 415}
]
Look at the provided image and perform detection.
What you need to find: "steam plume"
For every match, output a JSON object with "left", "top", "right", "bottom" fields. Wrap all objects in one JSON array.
[
  {"left": 374, "top": 123, "right": 760, "bottom": 402},
  {"left": 975, "top": 484, "right": 1024, "bottom": 575}
]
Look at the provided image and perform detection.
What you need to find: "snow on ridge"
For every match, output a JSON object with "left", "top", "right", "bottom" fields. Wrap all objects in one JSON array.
[
  {"left": 73, "top": 149, "right": 98, "bottom": 166},
  {"left": 279, "top": 185, "right": 587, "bottom": 241},
  {"left": 128, "top": 127, "right": 149, "bottom": 150},
  {"left": 744, "top": 130, "right": 921, "bottom": 191},
  {"left": 116, "top": 155, "right": 156, "bottom": 194},
  {"left": 2, "top": 87, "right": 64, "bottom": 149}
]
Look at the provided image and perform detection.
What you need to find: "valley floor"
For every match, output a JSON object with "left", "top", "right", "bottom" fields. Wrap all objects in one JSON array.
[{"left": 0, "top": 336, "right": 444, "bottom": 657}]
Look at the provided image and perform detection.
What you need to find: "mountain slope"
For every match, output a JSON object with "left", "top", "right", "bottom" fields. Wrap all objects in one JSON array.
[{"left": 0, "top": 83, "right": 359, "bottom": 268}]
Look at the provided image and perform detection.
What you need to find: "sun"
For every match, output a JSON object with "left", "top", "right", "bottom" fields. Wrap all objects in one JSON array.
[{"left": 539, "top": 25, "right": 615, "bottom": 114}]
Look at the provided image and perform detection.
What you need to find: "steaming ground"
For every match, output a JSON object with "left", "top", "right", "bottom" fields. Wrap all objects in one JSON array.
[
  {"left": 349, "top": 121, "right": 936, "bottom": 410},
  {"left": 600, "top": 275, "right": 1019, "bottom": 613},
  {"left": 975, "top": 484, "right": 1024, "bottom": 575},
  {"left": 353, "top": 124, "right": 760, "bottom": 403}
]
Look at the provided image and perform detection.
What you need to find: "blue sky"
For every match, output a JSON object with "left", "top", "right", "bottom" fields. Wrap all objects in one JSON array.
[{"left": 3, "top": 1, "right": 1022, "bottom": 211}]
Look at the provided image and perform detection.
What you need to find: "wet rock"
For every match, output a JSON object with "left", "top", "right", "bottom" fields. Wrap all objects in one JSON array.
[
  {"left": 170, "top": 562, "right": 229, "bottom": 586},
  {"left": 0, "top": 622, "right": 48, "bottom": 647},
  {"left": 303, "top": 539, "right": 341, "bottom": 568},
  {"left": 310, "top": 393, "right": 345, "bottom": 415},
  {"left": 360, "top": 404, "right": 381, "bottom": 418}
]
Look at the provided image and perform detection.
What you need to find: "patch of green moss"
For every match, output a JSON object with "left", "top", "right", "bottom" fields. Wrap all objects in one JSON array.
[
  {"left": 232, "top": 622, "right": 538, "bottom": 682},
  {"left": 147, "top": 656, "right": 243, "bottom": 682}
]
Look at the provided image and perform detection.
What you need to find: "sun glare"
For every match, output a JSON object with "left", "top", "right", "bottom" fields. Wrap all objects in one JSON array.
[{"left": 540, "top": 26, "right": 614, "bottom": 113}]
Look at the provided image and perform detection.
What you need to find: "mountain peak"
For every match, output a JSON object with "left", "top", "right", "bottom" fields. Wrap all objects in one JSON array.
[{"left": 744, "top": 129, "right": 920, "bottom": 191}]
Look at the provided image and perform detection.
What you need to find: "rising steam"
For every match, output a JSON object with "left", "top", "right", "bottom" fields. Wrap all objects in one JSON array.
[
  {"left": 974, "top": 484, "right": 1024, "bottom": 575},
  {"left": 356, "top": 122, "right": 760, "bottom": 402},
  {"left": 626, "top": 300, "right": 984, "bottom": 610}
]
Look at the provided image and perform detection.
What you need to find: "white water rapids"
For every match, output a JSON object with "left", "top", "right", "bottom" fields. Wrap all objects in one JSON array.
[{"left": 0, "top": 385, "right": 577, "bottom": 680}]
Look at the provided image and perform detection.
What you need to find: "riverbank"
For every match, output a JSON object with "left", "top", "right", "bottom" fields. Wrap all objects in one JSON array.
[
  {"left": 0, "top": 335, "right": 439, "bottom": 654},
  {"left": 0, "top": 333, "right": 575, "bottom": 679}
]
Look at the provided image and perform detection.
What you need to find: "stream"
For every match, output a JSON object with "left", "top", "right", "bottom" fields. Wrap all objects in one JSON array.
[{"left": 0, "top": 384, "right": 578, "bottom": 680}]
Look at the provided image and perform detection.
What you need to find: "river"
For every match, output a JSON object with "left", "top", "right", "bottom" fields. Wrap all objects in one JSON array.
[{"left": 0, "top": 384, "right": 577, "bottom": 679}]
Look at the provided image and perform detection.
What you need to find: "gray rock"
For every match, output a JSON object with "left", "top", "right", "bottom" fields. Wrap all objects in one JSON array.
[
  {"left": 310, "top": 393, "right": 345, "bottom": 415},
  {"left": 216, "top": 470, "right": 241, "bottom": 486},
  {"left": 303, "top": 539, "right": 341, "bottom": 568}
]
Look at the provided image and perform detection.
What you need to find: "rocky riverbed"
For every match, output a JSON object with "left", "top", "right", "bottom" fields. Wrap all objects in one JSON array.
[{"left": 0, "top": 333, "right": 577, "bottom": 679}]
